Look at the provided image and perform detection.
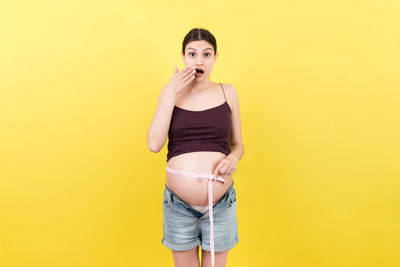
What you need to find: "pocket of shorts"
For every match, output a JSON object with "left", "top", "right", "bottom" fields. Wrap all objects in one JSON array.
[
  {"left": 163, "top": 190, "right": 171, "bottom": 207},
  {"left": 228, "top": 196, "right": 236, "bottom": 206},
  {"left": 228, "top": 189, "right": 237, "bottom": 207}
]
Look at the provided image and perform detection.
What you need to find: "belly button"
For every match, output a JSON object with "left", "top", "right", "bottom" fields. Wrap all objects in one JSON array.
[{"left": 197, "top": 178, "right": 202, "bottom": 183}]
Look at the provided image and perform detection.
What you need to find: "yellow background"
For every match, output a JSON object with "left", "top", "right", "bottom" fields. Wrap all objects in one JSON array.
[{"left": 1, "top": 0, "right": 399, "bottom": 266}]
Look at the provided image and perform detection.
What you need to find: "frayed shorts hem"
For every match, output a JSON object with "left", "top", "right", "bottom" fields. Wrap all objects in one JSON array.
[
  {"left": 161, "top": 238, "right": 200, "bottom": 252},
  {"left": 200, "top": 238, "right": 239, "bottom": 252},
  {"left": 161, "top": 237, "right": 239, "bottom": 252}
]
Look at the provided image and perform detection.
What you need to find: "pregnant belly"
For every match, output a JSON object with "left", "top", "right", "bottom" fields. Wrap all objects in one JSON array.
[{"left": 166, "top": 151, "right": 233, "bottom": 206}]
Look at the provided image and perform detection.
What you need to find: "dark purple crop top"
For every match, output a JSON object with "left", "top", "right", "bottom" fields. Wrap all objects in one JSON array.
[{"left": 166, "top": 83, "right": 232, "bottom": 162}]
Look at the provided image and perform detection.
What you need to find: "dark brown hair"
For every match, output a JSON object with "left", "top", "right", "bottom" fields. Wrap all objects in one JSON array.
[{"left": 182, "top": 28, "right": 217, "bottom": 56}]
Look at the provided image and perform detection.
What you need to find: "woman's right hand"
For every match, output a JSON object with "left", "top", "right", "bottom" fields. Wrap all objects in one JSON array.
[{"left": 167, "top": 65, "right": 196, "bottom": 95}]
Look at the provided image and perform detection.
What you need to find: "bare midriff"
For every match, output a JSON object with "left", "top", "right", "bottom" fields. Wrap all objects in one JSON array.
[{"left": 166, "top": 151, "right": 233, "bottom": 206}]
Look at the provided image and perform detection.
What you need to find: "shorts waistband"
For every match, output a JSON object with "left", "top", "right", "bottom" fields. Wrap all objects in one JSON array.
[{"left": 164, "top": 181, "right": 234, "bottom": 207}]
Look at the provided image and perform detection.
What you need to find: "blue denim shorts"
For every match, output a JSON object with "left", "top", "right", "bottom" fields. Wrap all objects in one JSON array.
[{"left": 161, "top": 181, "right": 239, "bottom": 252}]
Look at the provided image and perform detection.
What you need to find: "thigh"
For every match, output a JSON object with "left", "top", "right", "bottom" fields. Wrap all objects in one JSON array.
[
  {"left": 172, "top": 246, "right": 200, "bottom": 267},
  {"left": 201, "top": 250, "right": 229, "bottom": 267}
]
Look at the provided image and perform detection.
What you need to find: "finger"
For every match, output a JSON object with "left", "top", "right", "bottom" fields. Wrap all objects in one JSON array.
[
  {"left": 224, "top": 164, "right": 233, "bottom": 175},
  {"left": 183, "top": 74, "right": 195, "bottom": 85},
  {"left": 183, "top": 70, "right": 195, "bottom": 81},
  {"left": 182, "top": 69, "right": 196, "bottom": 82},
  {"left": 182, "top": 66, "right": 196, "bottom": 78},
  {"left": 184, "top": 64, "right": 196, "bottom": 74},
  {"left": 180, "top": 64, "right": 192, "bottom": 74},
  {"left": 174, "top": 66, "right": 178, "bottom": 73},
  {"left": 219, "top": 164, "right": 228, "bottom": 174},
  {"left": 213, "top": 162, "right": 223, "bottom": 177},
  {"left": 186, "top": 64, "right": 195, "bottom": 70},
  {"left": 225, "top": 166, "right": 231, "bottom": 174}
]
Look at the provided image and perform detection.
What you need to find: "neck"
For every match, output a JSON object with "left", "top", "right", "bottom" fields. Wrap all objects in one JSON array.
[{"left": 187, "top": 79, "right": 213, "bottom": 91}]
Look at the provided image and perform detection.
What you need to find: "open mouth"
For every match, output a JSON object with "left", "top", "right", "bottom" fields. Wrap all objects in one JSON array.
[{"left": 195, "top": 68, "right": 204, "bottom": 74}]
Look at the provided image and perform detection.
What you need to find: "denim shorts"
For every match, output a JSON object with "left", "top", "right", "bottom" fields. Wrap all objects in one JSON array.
[{"left": 161, "top": 181, "right": 239, "bottom": 252}]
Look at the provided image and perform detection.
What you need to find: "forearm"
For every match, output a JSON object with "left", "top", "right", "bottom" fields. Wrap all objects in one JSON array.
[{"left": 226, "top": 144, "right": 244, "bottom": 165}]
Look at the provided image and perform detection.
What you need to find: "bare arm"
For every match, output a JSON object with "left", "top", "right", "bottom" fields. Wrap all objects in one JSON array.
[
  {"left": 147, "top": 65, "right": 196, "bottom": 152},
  {"left": 212, "top": 84, "right": 244, "bottom": 177},
  {"left": 147, "top": 85, "right": 177, "bottom": 152},
  {"left": 227, "top": 84, "right": 244, "bottom": 164}
]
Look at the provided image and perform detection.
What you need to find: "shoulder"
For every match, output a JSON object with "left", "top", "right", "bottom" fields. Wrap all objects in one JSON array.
[
  {"left": 220, "top": 83, "right": 238, "bottom": 97},
  {"left": 220, "top": 83, "right": 239, "bottom": 110},
  {"left": 221, "top": 83, "right": 238, "bottom": 103}
]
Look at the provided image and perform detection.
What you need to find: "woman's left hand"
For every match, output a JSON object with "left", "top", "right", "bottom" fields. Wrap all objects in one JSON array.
[{"left": 212, "top": 155, "right": 238, "bottom": 178}]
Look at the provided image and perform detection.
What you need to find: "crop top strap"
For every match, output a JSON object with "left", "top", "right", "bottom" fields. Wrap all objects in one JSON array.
[{"left": 219, "top": 83, "right": 226, "bottom": 101}]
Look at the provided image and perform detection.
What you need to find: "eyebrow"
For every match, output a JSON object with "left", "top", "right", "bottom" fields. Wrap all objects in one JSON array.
[{"left": 187, "top": 47, "right": 213, "bottom": 51}]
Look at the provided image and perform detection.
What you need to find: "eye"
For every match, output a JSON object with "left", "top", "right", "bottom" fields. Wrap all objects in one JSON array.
[
  {"left": 189, "top": 52, "right": 195, "bottom": 56},
  {"left": 205, "top": 53, "right": 210, "bottom": 57}
]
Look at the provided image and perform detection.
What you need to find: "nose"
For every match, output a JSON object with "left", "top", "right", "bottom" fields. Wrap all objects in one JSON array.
[{"left": 195, "top": 61, "right": 203, "bottom": 67}]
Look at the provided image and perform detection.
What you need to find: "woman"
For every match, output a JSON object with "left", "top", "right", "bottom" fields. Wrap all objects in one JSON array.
[{"left": 147, "top": 28, "right": 244, "bottom": 267}]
